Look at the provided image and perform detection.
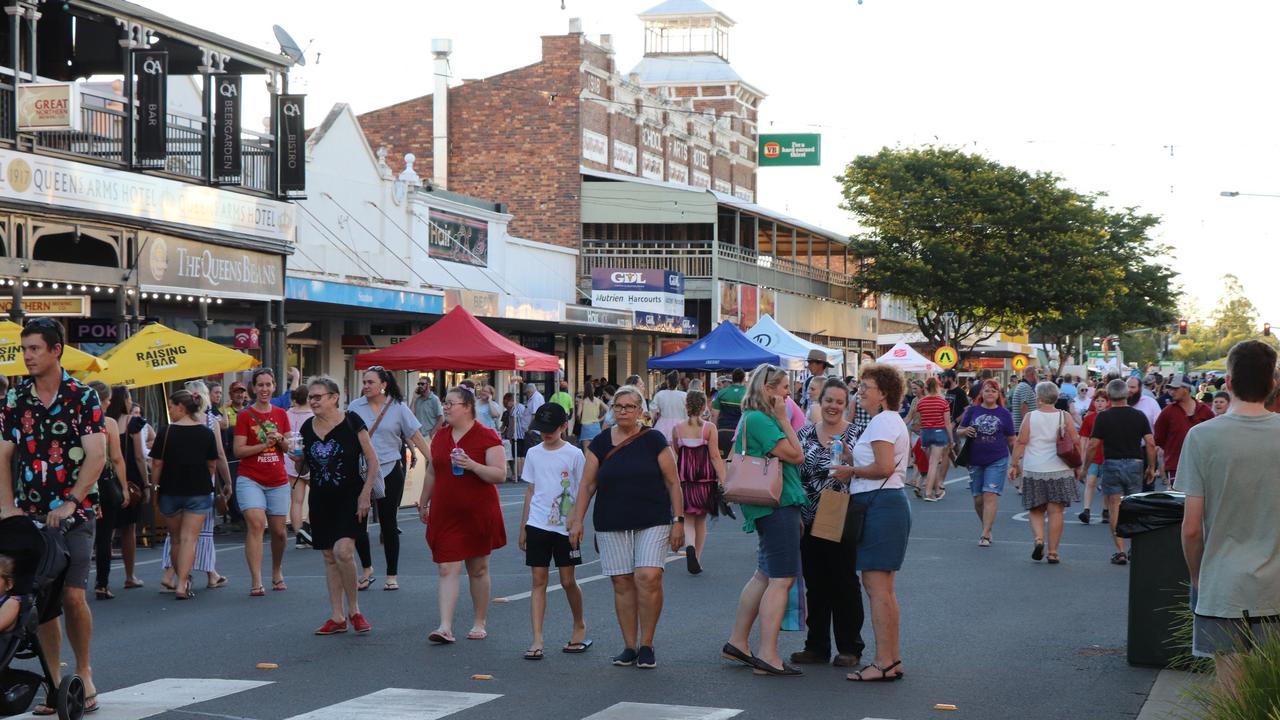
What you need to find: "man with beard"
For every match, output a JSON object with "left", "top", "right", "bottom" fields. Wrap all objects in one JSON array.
[
  {"left": 1153, "top": 376, "right": 1214, "bottom": 490},
  {"left": 1127, "top": 376, "right": 1162, "bottom": 490}
]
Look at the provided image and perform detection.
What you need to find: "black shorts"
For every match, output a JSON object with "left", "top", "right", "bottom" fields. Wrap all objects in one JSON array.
[
  {"left": 515, "top": 439, "right": 530, "bottom": 458},
  {"left": 524, "top": 525, "right": 581, "bottom": 568}
]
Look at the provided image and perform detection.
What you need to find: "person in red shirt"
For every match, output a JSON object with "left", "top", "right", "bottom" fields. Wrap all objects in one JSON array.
[
  {"left": 1153, "top": 376, "right": 1215, "bottom": 490},
  {"left": 233, "top": 368, "right": 292, "bottom": 597},
  {"left": 907, "top": 377, "right": 953, "bottom": 501},
  {"left": 1076, "top": 390, "right": 1109, "bottom": 524}
]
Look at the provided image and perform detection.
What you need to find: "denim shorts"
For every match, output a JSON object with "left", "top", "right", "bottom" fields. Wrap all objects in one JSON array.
[
  {"left": 920, "top": 428, "right": 950, "bottom": 448},
  {"left": 755, "top": 505, "right": 801, "bottom": 578},
  {"left": 1100, "top": 458, "right": 1143, "bottom": 497},
  {"left": 236, "top": 476, "right": 290, "bottom": 516},
  {"left": 968, "top": 458, "right": 1009, "bottom": 496},
  {"left": 1087, "top": 462, "right": 1103, "bottom": 478},
  {"left": 158, "top": 492, "right": 213, "bottom": 517}
]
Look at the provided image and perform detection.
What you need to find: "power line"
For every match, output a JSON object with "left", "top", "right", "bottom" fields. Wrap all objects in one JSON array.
[
  {"left": 317, "top": 192, "right": 446, "bottom": 292},
  {"left": 295, "top": 205, "right": 385, "bottom": 279}
]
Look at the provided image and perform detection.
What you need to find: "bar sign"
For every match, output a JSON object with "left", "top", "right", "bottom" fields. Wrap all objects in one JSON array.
[
  {"left": 134, "top": 50, "right": 167, "bottom": 165},
  {"left": 213, "top": 76, "right": 242, "bottom": 184},
  {"left": 276, "top": 94, "right": 305, "bottom": 197}
]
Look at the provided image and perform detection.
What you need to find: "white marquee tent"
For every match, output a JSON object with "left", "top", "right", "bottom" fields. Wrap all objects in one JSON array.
[
  {"left": 875, "top": 342, "right": 939, "bottom": 373},
  {"left": 744, "top": 315, "right": 843, "bottom": 371}
]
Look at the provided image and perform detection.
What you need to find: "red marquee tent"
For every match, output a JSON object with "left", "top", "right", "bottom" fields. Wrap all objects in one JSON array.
[{"left": 353, "top": 306, "right": 561, "bottom": 371}]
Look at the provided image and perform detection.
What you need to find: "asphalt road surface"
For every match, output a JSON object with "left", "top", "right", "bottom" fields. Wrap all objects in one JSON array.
[{"left": 14, "top": 468, "right": 1159, "bottom": 720}]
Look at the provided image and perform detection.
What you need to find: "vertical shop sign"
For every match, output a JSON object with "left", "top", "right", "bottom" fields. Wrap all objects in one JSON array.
[
  {"left": 134, "top": 51, "right": 168, "bottom": 166},
  {"left": 213, "top": 76, "right": 242, "bottom": 184},
  {"left": 276, "top": 94, "right": 306, "bottom": 196}
]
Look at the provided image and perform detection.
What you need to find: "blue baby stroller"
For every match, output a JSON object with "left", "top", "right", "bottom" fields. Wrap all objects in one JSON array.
[{"left": 0, "top": 514, "right": 87, "bottom": 719}]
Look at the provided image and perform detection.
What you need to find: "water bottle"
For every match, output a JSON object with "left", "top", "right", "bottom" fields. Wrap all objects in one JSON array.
[{"left": 830, "top": 436, "right": 844, "bottom": 467}]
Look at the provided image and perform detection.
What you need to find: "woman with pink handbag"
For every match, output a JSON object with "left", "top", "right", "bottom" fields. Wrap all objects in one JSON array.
[{"left": 720, "top": 364, "right": 807, "bottom": 677}]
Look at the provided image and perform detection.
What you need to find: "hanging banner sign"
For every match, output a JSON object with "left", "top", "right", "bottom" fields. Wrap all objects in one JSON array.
[
  {"left": 134, "top": 51, "right": 168, "bottom": 166},
  {"left": 758, "top": 133, "right": 821, "bottom": 167},
  {"left": 428, "top": 210, "right": 489, "bottom": 267},
  {"left": 213, "top": 76, "right": 242, "bottom": 185},
  {"left": 276, "top": 94, "right": 306, "bottom": 197}
]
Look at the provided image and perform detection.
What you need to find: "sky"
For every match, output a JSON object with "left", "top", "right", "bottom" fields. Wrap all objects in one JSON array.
[{"left": 147, "top": 0, "right": 1279, "bottom": 328}]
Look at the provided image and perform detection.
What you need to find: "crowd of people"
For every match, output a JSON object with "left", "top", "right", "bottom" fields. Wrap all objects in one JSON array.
[{"left": 0, "top": 315, "right": 1276, "bottom": 710}]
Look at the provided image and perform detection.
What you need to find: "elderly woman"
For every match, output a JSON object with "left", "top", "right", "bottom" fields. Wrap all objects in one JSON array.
[
  {"left": 845, "top": 363, "right": 912, "bottom": 682},
  {"left": 1009, "top": 381, "right": 1080, "bottom": 564},
  {"left": 956, "top": 380, "right": 1015, "bottom": 547},
  {"left": 419, "top": 387, "right": 507, "bottom": 644},
  {"left": 568, "top": 385, "right": 683, "bottom": 670},
  {"left": 295, "top": 376, "right": 380, "bottom": 635},
  {"left": 719, "top": 364, "right": 807, "bottom": 677},
  {"left": 804, "top": 376, "right": 825, "bottom": 425},
  {"left": 791, "top": 378, "right": 865, "bottom": 668}
]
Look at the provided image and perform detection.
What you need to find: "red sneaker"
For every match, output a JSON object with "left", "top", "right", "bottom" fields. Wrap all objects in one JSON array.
[
  {"left": 350, "top": 613, "right": 372, "bottom": 634},
  {"left": 314, "top": 618, "right": 348, "bottom": 635}
]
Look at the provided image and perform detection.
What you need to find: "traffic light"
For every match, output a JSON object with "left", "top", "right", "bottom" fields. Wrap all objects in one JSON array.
[
  {"left": 1178, "top": 319, "right": 1188, "bottom": 335},
  {"left": 1266, "top": 322, "right": 1272, "bottom": 337}
]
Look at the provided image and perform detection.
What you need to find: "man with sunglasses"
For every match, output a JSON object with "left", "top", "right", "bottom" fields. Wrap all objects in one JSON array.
[
  {"left": 412, "top": 375, "right": 443, "bottom": 439},
  {"left": 0, "top": 317, "right": 107, "bottom": 714}
]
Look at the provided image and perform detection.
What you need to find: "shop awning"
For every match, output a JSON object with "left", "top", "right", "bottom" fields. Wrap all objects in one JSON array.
[
  {"left": 353, "top": 306, "right": 560, "bottom": 372},
  {"left": 77, "top": 324, "right": 256, "bottom": 388},
  {"left": 0, "top": 321, "right": 107, "bottom": 375},
  {"left": 744, "top": 314, "right": 841, "bottom": 371},
  {"left": 647, "top": 320, "right": 780, "bottom": 371}
]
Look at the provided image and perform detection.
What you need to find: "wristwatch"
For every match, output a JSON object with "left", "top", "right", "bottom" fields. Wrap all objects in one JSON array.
[
  {"left": 67, "top": 493, "right": 81, "bottom": 506},
  {"left": 673, "top": 515, "right": 685, "bottom": 524}
]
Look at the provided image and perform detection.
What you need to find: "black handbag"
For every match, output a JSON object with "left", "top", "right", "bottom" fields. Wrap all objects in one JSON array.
[{"left": 952, "top": 407, "right": 974, "bottom": 468}]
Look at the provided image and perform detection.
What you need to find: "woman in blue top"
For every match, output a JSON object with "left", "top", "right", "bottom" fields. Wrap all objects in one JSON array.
[
  {"left": 721, "top": 363, "right": 807, "bottom": 677},
  {"left": 957, "top": 379, "right": 1015, "bottom": 547}
]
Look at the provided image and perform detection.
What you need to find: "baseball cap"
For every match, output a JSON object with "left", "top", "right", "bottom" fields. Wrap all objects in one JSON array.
[
  {"left": 1166, "top": 375, "right": 1194, "bottom": 389},
  {"left": 529, "top": 402, "right": 568, "bottom": 433},
  {"left": 229, "top": 381, "right": 247, "bottom": 392}
]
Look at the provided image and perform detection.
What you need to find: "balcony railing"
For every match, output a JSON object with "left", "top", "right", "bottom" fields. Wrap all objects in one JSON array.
[
  {"left": 0, "top": 79, "right": 277, "bottom": 196},
  {"left": 580, "top": 239, "right": 860, "bottom": 303}
]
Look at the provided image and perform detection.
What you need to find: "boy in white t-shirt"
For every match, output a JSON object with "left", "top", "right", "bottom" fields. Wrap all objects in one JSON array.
[{"left": 518, "top": 403, "right": 590, "bottom": 660}]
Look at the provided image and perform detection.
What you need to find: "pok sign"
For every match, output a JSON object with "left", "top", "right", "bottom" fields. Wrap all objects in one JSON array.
[
  {"left": 758, "top": 134, "right": 821, "bottom": 167},
  {"left": 590, "top": 268, "right": 684, "bottom": 316}
]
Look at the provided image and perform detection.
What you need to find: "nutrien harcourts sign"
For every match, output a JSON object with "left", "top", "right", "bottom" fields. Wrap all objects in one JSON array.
[{"left": 758, "top": 134, "right": 821, "bottom": 166}]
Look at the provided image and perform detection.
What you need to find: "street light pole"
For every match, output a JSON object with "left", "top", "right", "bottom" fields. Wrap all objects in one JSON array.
[{"left": 1220, "top": 190, "right": 1280, "bottom": 198}]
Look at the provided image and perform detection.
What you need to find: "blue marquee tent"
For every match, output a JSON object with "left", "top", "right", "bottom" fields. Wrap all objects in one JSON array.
[{"left": 647, "top": 320, "right": 781, "bottom": 371}]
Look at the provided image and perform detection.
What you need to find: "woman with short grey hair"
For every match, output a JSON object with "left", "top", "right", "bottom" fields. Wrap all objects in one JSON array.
[
  {"left": 569, "top": 385, "right": 683, "bottom": 669},
  {"left": 1009, "top": 381, "right": 1079, "bottom": 563}
]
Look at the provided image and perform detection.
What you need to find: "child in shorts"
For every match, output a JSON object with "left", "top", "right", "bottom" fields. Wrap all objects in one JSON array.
[
  {"left": 0, "top": 555, "right": 21, "bottom": 633},
  {"left": 517, "top": 403, "right": 589, "bottom": 660}
]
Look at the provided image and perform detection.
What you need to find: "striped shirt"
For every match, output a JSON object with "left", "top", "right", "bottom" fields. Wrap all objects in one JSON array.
[{"left": 915, "top": 395, "right": 950, "bottom": 429}]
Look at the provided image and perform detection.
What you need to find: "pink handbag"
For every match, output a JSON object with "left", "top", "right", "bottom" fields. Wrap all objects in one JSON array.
[{"left": 722, "top": 413, "right": 783, "bottom": 507}]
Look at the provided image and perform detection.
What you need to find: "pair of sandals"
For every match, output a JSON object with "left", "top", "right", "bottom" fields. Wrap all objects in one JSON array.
[
  {"left": 847, "top": 659, "right": 905, "bottom": 682},
  {"left": 720, "top": 642, "right": 802, "bottom": 677},
  {"left": 356, "top": 575, "right": 400, "bottom": 592},
  {"left": 524, "top": 639, "right": 593, "bottom": 660},
  {"left": 428, "top": 628, "right": 488, "bottom": 644}
]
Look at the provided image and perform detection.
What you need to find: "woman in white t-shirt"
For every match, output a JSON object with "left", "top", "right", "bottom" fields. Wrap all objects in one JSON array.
[
  {"left": 844, "top": 363, "right": 911, "bottom": 684},
  {"left": 650, "top": 372, "right": 688, "bottom": 442}
]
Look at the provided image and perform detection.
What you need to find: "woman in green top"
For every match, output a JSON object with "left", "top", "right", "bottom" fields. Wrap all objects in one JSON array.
[{"left": 721, "top": 363, "right": 807, "bottom": 677}]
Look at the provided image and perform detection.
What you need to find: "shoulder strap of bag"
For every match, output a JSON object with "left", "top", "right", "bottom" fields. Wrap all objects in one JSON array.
[
  {"left": 735, "top": 413, "right": 750, "bottom": 456},
  {"left": 368, "top": 399, "right": 392, "bottom": 437},
  {"left": 603, "top": 428, "right": 647, "bottom": 464}
]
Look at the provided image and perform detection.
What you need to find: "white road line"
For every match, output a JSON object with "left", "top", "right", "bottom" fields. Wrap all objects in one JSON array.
[
  {"left": 25, "top": 678, "right": 273, "bottom": 720},
  {"left": 498, "top": 554, "right": 680, "bottom": 602},
  {"left": 282, "top": 689, "right": 501, "bottom": 720},
  {"left": 582, "top": 702, "right": 741, "bottom": 720}
]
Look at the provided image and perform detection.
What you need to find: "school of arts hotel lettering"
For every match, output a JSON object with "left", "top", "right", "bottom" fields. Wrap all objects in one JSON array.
[{"left": 0, "top": 0, "right": 303, "bottom": 372}]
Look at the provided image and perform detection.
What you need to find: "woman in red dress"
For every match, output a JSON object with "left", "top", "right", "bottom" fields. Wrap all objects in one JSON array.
[{"left": 418, "top": 386, "right": 507, "bottom": 644}]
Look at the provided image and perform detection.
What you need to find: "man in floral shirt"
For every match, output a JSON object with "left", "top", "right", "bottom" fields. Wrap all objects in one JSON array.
[{"left": 0, "top": 317, "right": 106, "bottom": 714}]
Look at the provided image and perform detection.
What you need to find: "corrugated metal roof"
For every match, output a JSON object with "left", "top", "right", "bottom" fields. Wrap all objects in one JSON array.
[
  {"left": 639, "top": 0, "right": 729, "bottom": 19},
  {"left": 629, "top": 54, "right": 742, "bottom": 84}
]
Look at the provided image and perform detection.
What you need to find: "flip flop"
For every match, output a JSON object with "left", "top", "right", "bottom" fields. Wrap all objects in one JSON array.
[
  {"left": 272, "top": 579, "right": 288, "bottom": 592},
  {"left": 207, "top": 576, "right": 228, "bottom": 589},
  {"left": 159, "top": 580, "right": 176, "bottom": 593},
  {"left": 176, "top": 588, "right": 195, "bottom": 600},
  {"left": 249, "top": 585, "right": 266, "bottom": 597},
  {"left": 94, "top": 587, "right": 114, "bottom": 600},
  {"left": 357, "top": 575, "right": 375, "bottom": 592},
  {"left": 428, "top": 630, "right": 455, "bottom": 644},
  {"left": 85, "top": 694, "right": 99, "bottom": 714},
  {"left": 124, "top": 579, "right": 144, "bottom": 589},
  {"left": 466, "top": 629, "right": 488, "bottom": 640},
  {"left": 383, "top": 581, "right": 399, "bottom": 591},
  {"left": 1032, "top": 542, "right": 1045, "bottom": 562},
  {"left": 523, "top": 648, "right": 544, "bottom": 660},
  {"left": 31, "top": 703, "right": 56, "bottom": 716},
  {"left": 562, "top": 639, "right": 593, "bottom": 653},
  {"left": 978, "top": 536, "right": 992, "bottom": 548}
]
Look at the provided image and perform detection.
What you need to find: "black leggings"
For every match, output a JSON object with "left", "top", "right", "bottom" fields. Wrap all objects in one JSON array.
[
  {"left": 355, "top": 463, "right": 405, "bottom": 576},
  {"left": 94, "top": 499, "right": 118, "bottom": 589}
]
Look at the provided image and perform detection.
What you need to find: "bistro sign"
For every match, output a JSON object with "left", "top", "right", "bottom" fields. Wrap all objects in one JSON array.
[
  {"left": 140, "top": 234, "right": 284, "bottom": 299},
  {"left": 0, "top": 148, "right": 296, "bottom": 244}
]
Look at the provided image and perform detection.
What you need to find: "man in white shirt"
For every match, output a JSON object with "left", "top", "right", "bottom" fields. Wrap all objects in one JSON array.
[
  {"left": 524, "top": 383, "right": 546, "bottom": 417},
  {"left": 1126, "top": 375, "right": 1162, "bottom": 490}
]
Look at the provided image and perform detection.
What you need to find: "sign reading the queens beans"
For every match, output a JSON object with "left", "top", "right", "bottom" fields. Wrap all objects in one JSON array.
[{"left": 427, "top": 210, "right": 488, "bottom": 267}]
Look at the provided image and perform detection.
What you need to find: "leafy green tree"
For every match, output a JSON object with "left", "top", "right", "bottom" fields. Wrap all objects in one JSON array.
[{"left": 839, "top": 146, "right": 1177, "bottom": 361}]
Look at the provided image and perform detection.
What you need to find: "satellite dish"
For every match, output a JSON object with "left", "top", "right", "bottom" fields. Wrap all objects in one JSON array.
[{"left": 273, "top": 24, "right": 308, "bottom": 67}]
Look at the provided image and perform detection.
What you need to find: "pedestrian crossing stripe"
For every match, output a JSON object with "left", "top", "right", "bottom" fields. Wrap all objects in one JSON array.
[
  {"left": 15, "top": 678, "right": 272, "bottom": 720},
  {"left": 580, "top": 702, "right": 741, "bottom": 720},
  {"left": 283, "top": 688, "right": 502, "bottom": 720}
]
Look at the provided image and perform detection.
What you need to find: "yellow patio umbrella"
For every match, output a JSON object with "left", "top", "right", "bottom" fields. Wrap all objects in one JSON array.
[
  {"left": 0, "top": 320, "right": 109, "bottom": 375},
  {"left": 1193, "top": 357, "right": 1227, "bottom": 372},
  {"left": 77, "top": 323, "right": 256, "bottom": 389}
]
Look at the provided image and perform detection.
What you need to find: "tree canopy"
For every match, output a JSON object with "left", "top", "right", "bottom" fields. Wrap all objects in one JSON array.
[{"left": 839, "top": 146, "right": 1179, "bottom": 361}]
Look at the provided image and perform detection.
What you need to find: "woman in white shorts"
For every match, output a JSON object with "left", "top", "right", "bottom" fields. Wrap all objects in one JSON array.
[{"left": 569, "top": 385, "right": 683, "bottom": 670}]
